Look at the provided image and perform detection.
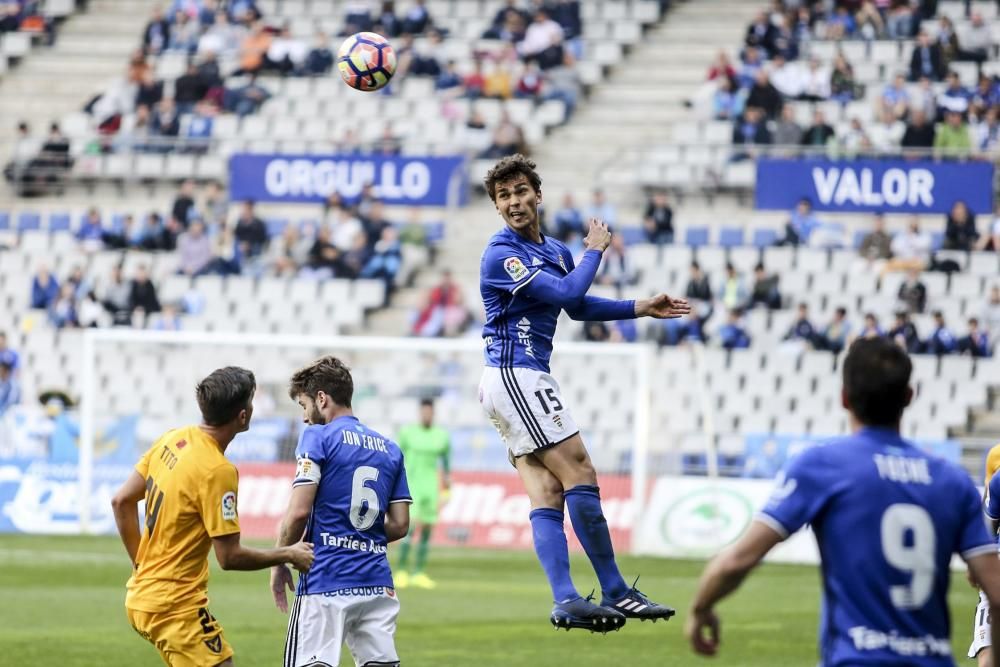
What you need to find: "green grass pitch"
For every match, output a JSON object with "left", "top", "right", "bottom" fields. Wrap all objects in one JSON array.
[{"left": 0, "top": 535, "right": 981, "bottom": 666}]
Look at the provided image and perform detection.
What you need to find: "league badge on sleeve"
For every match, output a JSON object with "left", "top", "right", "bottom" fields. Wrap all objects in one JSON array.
[
  {"left": 221, "top": 491, "right": 237, "bottom": 521},
  {"left": 504, "top": 257, "right": 530, "bottom": 282}
]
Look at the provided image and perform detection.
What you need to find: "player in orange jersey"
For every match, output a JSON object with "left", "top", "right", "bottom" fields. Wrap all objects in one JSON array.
[{"left": 111, "top": 366, "right": 314, "bottom": 666}]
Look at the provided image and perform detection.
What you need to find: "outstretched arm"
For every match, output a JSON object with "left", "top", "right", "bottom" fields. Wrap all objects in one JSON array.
[{"left": 566, "top": 293, "right": 691, "bottom": 322}]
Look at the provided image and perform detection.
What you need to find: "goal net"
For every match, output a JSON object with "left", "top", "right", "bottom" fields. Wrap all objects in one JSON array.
[{"left": 70, "top": 329, "right": 652, "bottom": 553}]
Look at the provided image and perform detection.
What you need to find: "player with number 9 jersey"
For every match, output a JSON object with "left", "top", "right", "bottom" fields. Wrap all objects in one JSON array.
[
  {"left": 687, "top": 339, "right": 1000, "bottom": 666},
  {"left": 275, "top": 356, "right": 411, "bottom": 667}
]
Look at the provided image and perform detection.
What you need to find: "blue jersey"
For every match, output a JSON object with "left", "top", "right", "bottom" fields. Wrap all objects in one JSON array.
[
  {"left": 759, "top": 427, "right": 994, "bottom": 666},
  {"left": 480, "top": 227, "right": 575, "bottom": 373},
  {"left": 984, "top": 471, "right": 1000, "bottom": 540},
  {"left": 293, "top": 416, "right": 411, "bottom": 595}
]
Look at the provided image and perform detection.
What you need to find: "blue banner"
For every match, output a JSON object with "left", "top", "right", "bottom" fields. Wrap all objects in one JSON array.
[
  {"left": 742, "top": 433, "right": 960, "bottom": 479},
  {"left": 228, "top": 154, "right": 468, "bottom": 206},
  {"left": 754, "top": 158, "right": 994, "bottom": 214}
]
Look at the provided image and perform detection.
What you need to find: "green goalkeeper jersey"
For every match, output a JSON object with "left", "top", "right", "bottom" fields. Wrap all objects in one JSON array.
[{"left": 398, "top": 424, "right": 450, "bottom": 496}]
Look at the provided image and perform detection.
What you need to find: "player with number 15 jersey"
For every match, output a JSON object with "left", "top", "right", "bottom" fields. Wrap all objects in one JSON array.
[{"left": 273, "top": 356, "right": 411, "bottom": 667}]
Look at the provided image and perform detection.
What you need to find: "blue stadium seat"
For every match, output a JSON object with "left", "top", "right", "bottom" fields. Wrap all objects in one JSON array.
[
  {"left": 752, "top": 228, "right": 778, "bottom": 248},
  {"left": 620, "top": 227, "right": 645, "bottom": 244},
  {"left": 684, "top": 227, "right": 710, "bottom": 248},
  {"left": 852, "top": 230, "right": 867, "bottom": 249},
  {"left": 110, "top": 213, "right": 128, "bottom": 233},
  {"left": 266, "top": 218, "right": 289, "bottom": 237},
  {"left": 0, "top": 212, "right": 8, "bottom": 230},
  {"left": 16, "top": 212, "right": 41, "bottom": 232},
  {"left": 48, "top": 213, "right": 71, "bottom": 232},
  {"left": 931, "top": 231, "right": 944, "bottom": 251},
  {"left": 719, "top": 227, "right": 744, "bottom": 248}
]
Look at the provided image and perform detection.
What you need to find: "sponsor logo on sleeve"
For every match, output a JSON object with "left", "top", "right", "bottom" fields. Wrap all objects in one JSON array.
[
  {"left": 504, "top": 257, "right": 530, "bottom": 282},
  {"left": 221, "top": 491, "right": 237, "bottom": 521}
]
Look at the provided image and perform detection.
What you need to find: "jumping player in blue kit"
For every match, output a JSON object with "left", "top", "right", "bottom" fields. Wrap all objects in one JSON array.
[
  {"left": 687, "top": 337, "right": 1000, "bottom": 666},
  {"left": 271, "top": 356, "right": 411, "bottom": 667},
  {"left": 477, "top": 154, "right": 691, "bottom": 632}
]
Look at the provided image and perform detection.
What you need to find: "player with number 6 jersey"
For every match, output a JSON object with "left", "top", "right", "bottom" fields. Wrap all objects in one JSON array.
[
  {"left": 272, "top": 356, "right": 411, "bottom": 667},
  {"left": 687, "top": 338, "right": 1000, "bottom": 667}
]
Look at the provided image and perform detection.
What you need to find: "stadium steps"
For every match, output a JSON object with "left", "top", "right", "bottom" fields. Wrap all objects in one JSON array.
[
  {"left": 0, "top": 0, "right": 146, "bottom": 143},
  {"left": 530, "top": 0, "right": 759, "bottom": 204}
]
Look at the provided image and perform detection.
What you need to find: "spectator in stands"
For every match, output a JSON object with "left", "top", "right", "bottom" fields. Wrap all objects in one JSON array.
[
  {"left": 911, "top": 76, "right": 938, "bottom": 120},
  {"left": 135, "top": 69, "right": 165, "bottom": 112},
  {"left": 76, "top": 208, "right": 105, "bottom": 251},
  {"left": 552, "top": 192, "right": 583, "bottom": 242},
  {"left": 783, "top": 303, "right": 816, "bottom": 348},
  {"left": 585, "top": 188, "right": 617, "bottom": 229},
  {"left": 887, "top": 0, "right": 915, "bottom": 39},
  {"left": 129, "top": 265, "right": 161, "bottom": 327},
  {"left": 870, "top": 108, "right": 906, "bottom": 153},
  {"left": 483, "top": 0, "right": 527, "bottom": 39},
  {"left": 886, "top": 215, "right": 932, "bottom": 273},
  {"left": 925, "top": 310, "right": 957, "bottom": 355},
  {"left": 972, "top": 97, "right": 1000, "bottom": 153},
  {"left": 817, "top": 306, "right": 852, "bottom": 354},
  {"left": 707, "top": 50, "right": 736, "bottom": 83},
  {"left": 101, "top": 266, "right": 131, "bottom": 326},
  {"left": 732, "top": 106, "right": 772, "bottom": 159},
  {"left": 909, "top": 30, "right": 945, "bottom": 82},
  {"left": 901, "top": 108, "right": 936, "bottom": 152},
  {"left": 958, "top": 317, "right": 991, "bottom": 357},
  {"left": 479, "top": 111, "right": 526, "bottom": 159},
  {"left": 0, "top": 361, "right": 19, "bottom": 417},
  {"left": 737, "top": 46, "right": 765, "bottom": 91},
  {"left": 934, "top": 110, "right": 972, "bottom": 157},
  {"left": 183, "top": 100, "right": 215, "bottom": 154},
  {"left": 826, "top": 5, "right": 857, "bottom": 40},
  {"left": 747, "top": 263, "right": 781, "bottom": 310},
  {"left": 199, "top": 10, "right": 244, "bottom": 57},
  {"left": 402, "top": 0, "right": 431, "bottom": 34},
  {"left": 712, "top": 77, "right": 746, "bottom": 121},
  {"left": 264, "top": 24, "right": 308, "bottom": 75},
  {"left": 800, "top": 57, "right": 832, "bottom": 102},
  {"left": 0, "top": 332, "right": 19, "bottom": 374},
  {"left": 582, "top": 321, "right": 610, "bottom": 343},
  {"left": 411, "top": 270, "right": 471, "bottom": 338},
  {"left": 881, "top": 73, "right": 911, "bottom": 120},
  {"left": 984, "top": 201, "right": 1000, "bottom": 252},
  {"left": 888, "top": 310, "right": 921, "bottom": 353},
  {"left": 66, "top": 265, "right": 91, "bottom": 302},
  {"left": 596, "top": 236, "right": 637, "bottom": 291},
  {"left": 898, "top": 268, "right": 928, "bottom": 313},
  {"left": 225, "top": 73, "right": 271, "bottom": 117},
  {"left": 229, "top": 0, "right": 261, "bottom": 24},
  {"left": 436, "top": 60, "right": 463, "bottom": 93},
  {"left": 745, "top": 11, "right": 778, "bottom": 56},
  {"left": 300, "top": 225, "right": 344, "bottom": 280},
  {"left": 943, "top": 199, "right": 980, "bottom": 251},
  {"left": 236, "top": 21, "right": 271, "bottom": 75},
  {"left": 717, "top": 262, "right": 747, "bottom": 312},
  {"left": 643, "top": 190, "right": 674, "bottom": 245},
  {"left": 859, "top": 213, "right": 893, "bottom": 262},
  {"left": 329, "top": 205, "right": 364, "bottom": 253},
  {"left": 830, "top": 52, "right": 861, "bottom": 104},
  {"left": 773, "top": 104, "right": 803, "bottom": 147},
  {"left": 686, "top": 261, "right": 714, "bottom": 324},
  {"left": 360, "top": 226, "right": 402, "bottom": 296},
  {"left": 718, "top": 309, "right": 752, "bottom": 349},
  {"left": 342, "top": 1, "right": 373, "bottom": 34},
  {"left": 800, "top": 108, "right": 835, "bottom": 149},
  {"left": 201, "top": 179, "right": 227, "bottom": 229},
  {"left": 518, "top": 8, "right": 564, "bottom": 70},
  {"left": 3, "top": 121, "right": 35, "bottom": 185},
  {"left": 769, "top": 54, "right": 804, "bottom": 100},
  {"left": 746, "top": 70, "right": 782, "bottom": 119},
  {"left": 77, "top": 290, "right": 108, "bottom": 328},
  {"left": 171, "top": 178, "right": 197, "bottom": 229},
  {"left": 143, "top": 6, "right": 170, "bottom": 55},
  {"left": 150, "top": 97, "right": 180, "bottom": 151},
  {"left": 48, "top": 283, "right": 78, "bottom": 329},
  {"left": 937, "top": 71, "right": 971, "bottom": 116},
  {"left": 173, "top": 64, "right": 207, "bottom": 113},
  {"left": 149, "top": 303, "right": 183, "bottom": 331},
  {"left": 176, "top": 219, "right": 214, "bottom": 276},
  {"left": 839, "top": 117, "right": 873, "bottom": 156},
  {"left": 168, "top": 10, "right": 200, "bottom": 53},
  {"left": 981, "top": 285, "right": 1000, "bottom": 349},
  {"left": 958, "top": 12, "right": 992, "bottom": 65},
  {"left": 265, "top": 223, "right": 311, "bottom": 277},
  {"left": 781, "top": 197, "right": 821, "bottom": 246},
  {"left": 515, "top": 62, "right": 544, "bottom": 100},
  {"left": 936, "top": 15, "right": 963, "bottom": 66},
  {"left": 856, "top": 0, "right": 886, "bottom": 39},
  {"left": 234, "top": 201, "right": 268, "bottom": 260}
]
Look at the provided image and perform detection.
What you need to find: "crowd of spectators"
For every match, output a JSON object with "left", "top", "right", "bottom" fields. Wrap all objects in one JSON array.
[{"left": 695, "top": 1, "right": 1000, "bottom": 159}]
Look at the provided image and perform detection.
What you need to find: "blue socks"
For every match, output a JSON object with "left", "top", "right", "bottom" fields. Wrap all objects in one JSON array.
[
  {"left": 529, "top": 508, "right": 579, "bottom": 604},
  {"left": 564, "top": 485, "right": 628, "bottom": 600}
]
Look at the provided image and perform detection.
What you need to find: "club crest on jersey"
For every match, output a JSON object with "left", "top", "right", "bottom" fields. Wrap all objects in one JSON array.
[
  {"left": 552, "top": 414, "right": 564, "bottom": 431},
  {"left": 531, "top": 256, "right": 542, "bottom": 266},
  {"left": 204, "top": 636, "right": 223, "bottom": 654},
  {"left": 504, "top": 257, "right": 529, "bottom": 281},
  {"left": 221, "top": 491, "right": 237, "bottom": 521}
]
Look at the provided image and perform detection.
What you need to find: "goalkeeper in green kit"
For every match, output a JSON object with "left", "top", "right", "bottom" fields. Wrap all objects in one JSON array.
[{"left": 396, "top": 398, "right": 451, "bottom": 589}]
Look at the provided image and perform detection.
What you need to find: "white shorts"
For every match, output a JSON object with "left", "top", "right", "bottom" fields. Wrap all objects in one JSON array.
[
  {"left": 479, "top": 366, "right": 579, "bottom": 459},
  {"left": 970, "top": 590, "right": 992, "bottom": 658},
  {"left": 285, "top": 588, "right": 400, "bottom": 667}
]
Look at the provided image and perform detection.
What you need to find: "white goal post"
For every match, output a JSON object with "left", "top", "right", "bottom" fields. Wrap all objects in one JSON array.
[{"left": 78, "top": 328, "right": 656, "bottom": 540}]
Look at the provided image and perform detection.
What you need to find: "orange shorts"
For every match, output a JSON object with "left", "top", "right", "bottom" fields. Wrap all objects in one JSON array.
[{"left": 126, "top": 605, "right": 233, "bottom": 666}]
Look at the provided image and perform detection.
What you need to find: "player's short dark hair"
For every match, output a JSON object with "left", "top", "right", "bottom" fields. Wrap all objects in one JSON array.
[
  {"left": 288, "top": 356, "right": 353, "bottom": 408},
  {"left": 196, "top": 366, "right": 256, "bottom": 426},
  {"left": 420, "top": 397, "right": 434, "bottom": 408},
  {"left": 483, "top": 154, "right": 542, "bottom": 203},
  {"left": 842, "top": 337, "right": 912, "bottom": 427}
]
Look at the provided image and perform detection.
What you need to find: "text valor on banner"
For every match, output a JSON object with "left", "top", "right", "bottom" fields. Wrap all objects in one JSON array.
[
  {"left": 228, "top": 154, "right": 468, "bottom": 206},
  {"left": 754, "top": 158, "right": 994, "bottom": 214}
]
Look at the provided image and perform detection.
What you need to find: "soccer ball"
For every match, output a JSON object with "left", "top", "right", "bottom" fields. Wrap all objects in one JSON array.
[{"left": 337, "top": 32, "right": 397, "bottom": 92}]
